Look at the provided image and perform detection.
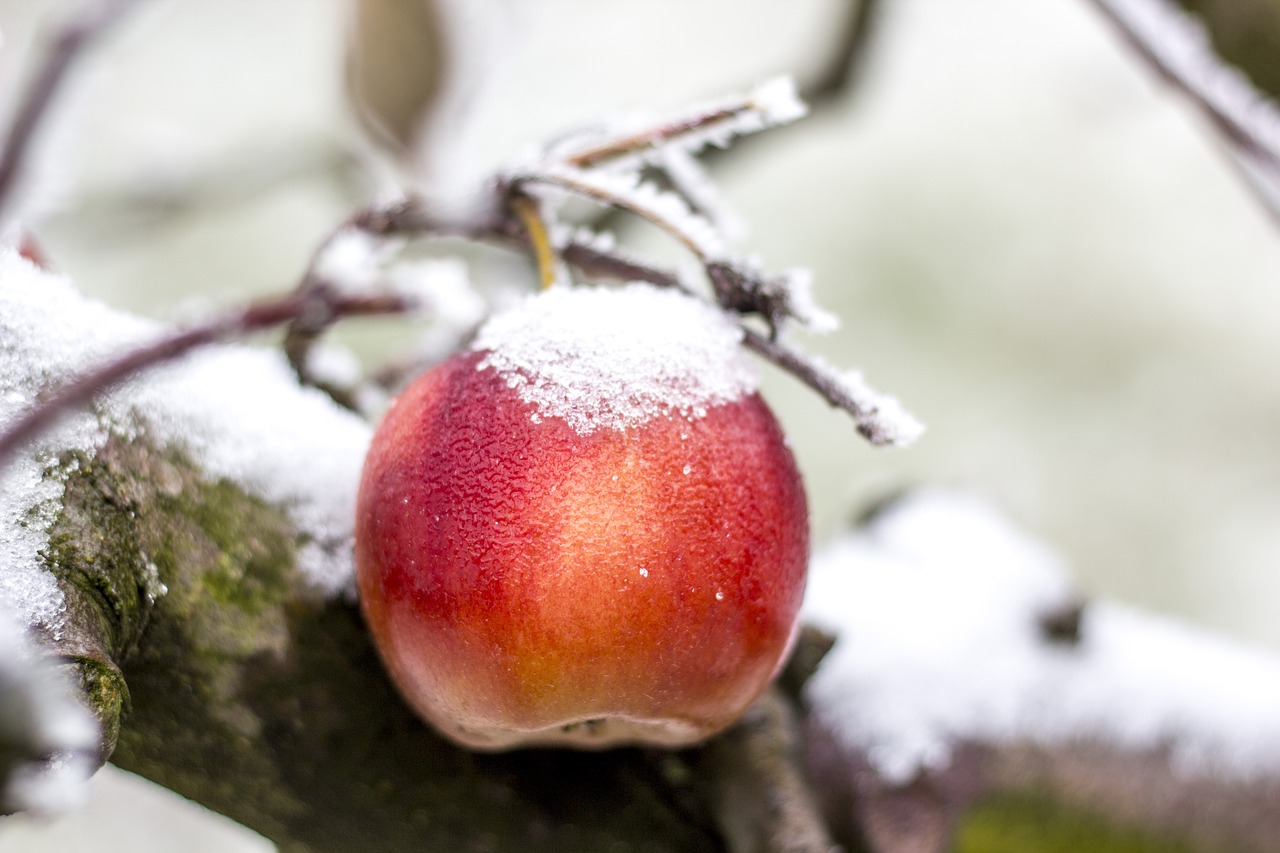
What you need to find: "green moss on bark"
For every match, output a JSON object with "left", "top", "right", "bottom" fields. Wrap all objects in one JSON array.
[
  {"left": 40, "top": 433, "right": 721, "bottom": 851},
  {"left": 957, "top": 793, "right": 1198, "bottom": 853},
  {"left": 1175, "top": 0, "right": 1280, "bottom": 100}
]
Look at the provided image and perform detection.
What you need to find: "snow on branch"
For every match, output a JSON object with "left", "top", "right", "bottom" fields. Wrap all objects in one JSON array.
[
  {"left": 0, "top": 250, "right": 377, "bottom": 638},
  {"left": 281, "top": 79, "right": 920, "bottom": 445},
  {"left": 556, "top": 77, "right": 807, "bottom": 172},
  {"left": 803, "top": 489, "right": 1280, "bottom": 786},
  {"left": 0, "top": 604, "right": 98, "bottom": 815},
  {"left": 1089, "top": 0, "right": 1280, "bottom": 221},
  {"left": 0, "top": 76, "right": 920, "bottom": 579},
  {"left": 519, "top": 164, "right": 729, "bottom": 260}
]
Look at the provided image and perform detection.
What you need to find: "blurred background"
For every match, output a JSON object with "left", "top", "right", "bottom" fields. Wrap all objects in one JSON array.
[{"left": 1, "top": 0, "right": 1278, "bottom": 848}]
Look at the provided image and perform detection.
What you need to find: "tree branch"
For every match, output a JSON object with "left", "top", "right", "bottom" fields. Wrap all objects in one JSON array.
[
  {"left": 800, "top": 0, "right": 883, "bottom": 107},
  {"left": 0, "top": 0, "right": 145, "bottom": 224},
  {"left": 1087, "top": 0, "right": 1280, "bottom": 224},
  {"left": 0, "top": 290, "right": 408, "bottom": 470},
  {"left": 701, "top": 687, "right": 841, "bottom": 853}
]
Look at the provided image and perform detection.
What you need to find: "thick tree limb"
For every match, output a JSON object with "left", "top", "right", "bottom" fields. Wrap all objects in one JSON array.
[
  {"left": 801, "top": 490, "right": 1280, "bottom": 853},
  {"left": 41, "top": 431, "right": 728, "bottom": 851}
]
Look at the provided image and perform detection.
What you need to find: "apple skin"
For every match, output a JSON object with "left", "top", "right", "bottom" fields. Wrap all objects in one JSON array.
[{"left": 355, "top": 350, "right": 809, "bottom": 750}]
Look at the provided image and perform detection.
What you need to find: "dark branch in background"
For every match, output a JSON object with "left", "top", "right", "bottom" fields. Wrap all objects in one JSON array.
[
  {"left": 587, "top": 0, "right": 884, "bottom": 238},
  {"left": 800, "top": 0, "right": 883, "bottom": 107},
  {"left": 0, "top": 289, "right": 408, "bottom": 470},
  {"left": 0, "top": 0, "right": 145, "bottom": 224},
  {"left": 700, "top": 688, "right": 841, "bottom": 853},
  {"left": 1173, "top": 0, "right": 1280, "bottom": 102},
  {"left": 1087, "top": 0, "right": 1280, "bottom": 225}
]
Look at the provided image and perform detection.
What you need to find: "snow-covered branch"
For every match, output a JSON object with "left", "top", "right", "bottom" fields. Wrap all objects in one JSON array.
[
  {"left": 1088, "top": 0, "right": 1280, "bottom": 222},
  {"left": 0, "top": 605, "right": 98, "bottom": 816},
  {"left": 803, "top": 489, "right": 1280, "bottom": 852}
]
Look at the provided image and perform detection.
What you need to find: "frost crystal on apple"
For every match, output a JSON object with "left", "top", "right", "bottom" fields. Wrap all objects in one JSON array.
[{"left": 473, "top": 283, "right": 757, "bottom": 434}]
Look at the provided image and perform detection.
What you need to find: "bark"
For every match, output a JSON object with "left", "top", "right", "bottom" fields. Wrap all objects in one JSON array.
[
  {"left": 16, "top": 424, "right": 1277, "bottom": 852},
  {"left": 43, "top": 433, "right": 725, "bottom": 852},
  {"left": 1175, "top": 0, "right": 1280, "bottom": 100}
]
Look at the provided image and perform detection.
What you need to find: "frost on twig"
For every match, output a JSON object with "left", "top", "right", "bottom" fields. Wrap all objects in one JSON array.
[
  {"left": 1089, "top": 0, "right": 1280, "bottom": 222},
  {"left": 0, "top": 74, "right": 920, "bottom": 496},
  {"left": 512, "top": 78, "right": 805, "bottom": 265},
  {"left": 265, "top": 76, "right": 922, "bottom": 446},
  {"left": 802, "top": 489, "right": 1280, "bottom": 851},
  {"left": 503, "top": 79, "right": 912, "bottom": 440},
  {"left": 555, "top": 77, "right": 808, "bottom": 172}
]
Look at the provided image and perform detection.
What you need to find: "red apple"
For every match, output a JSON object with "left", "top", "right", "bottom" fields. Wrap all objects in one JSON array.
[{"left": 355, "top": 284, "right": 808, "bottom": 749}]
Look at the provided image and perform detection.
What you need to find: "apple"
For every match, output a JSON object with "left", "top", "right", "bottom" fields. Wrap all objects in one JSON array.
[{"left": 355, "top": 283, "right": 809, "bottom": 749}]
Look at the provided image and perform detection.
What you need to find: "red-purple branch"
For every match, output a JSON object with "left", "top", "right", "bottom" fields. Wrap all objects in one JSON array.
[
  {"left": 0, "top": 291, "right": 408, "bottom": 468},
  {"left": 0, "top": 0, "right": 146, "bottom": 224}
]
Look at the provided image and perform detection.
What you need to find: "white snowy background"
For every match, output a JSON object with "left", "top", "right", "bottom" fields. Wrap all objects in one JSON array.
[{"left": 1, "top": 0, "right": 1279, "bottom": 848}]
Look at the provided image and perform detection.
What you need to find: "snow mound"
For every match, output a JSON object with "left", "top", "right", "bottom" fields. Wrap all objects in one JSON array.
[
  {"left": 473, "top": 283, "right": 757, "bottom": 434},
  {"left": 0, "top": 248, "right": 372, "bottom": 635},
  {"left": 0, "top": 604, "right": 98, "bottom": 814},
  {"left": 804, "top": 489, "right": 1280, "bottom": 784}
]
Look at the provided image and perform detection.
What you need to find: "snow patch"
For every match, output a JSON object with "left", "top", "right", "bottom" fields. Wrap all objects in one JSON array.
[
  {"left": 312, "top": 227, "right": 388, "bottom": 292},
  {"left": 0, "top": 605, "right": 99, "bottom": 814},
  {"left": 803, "top": 490, "right": 1280, "bottom": 784},
  {"left": 835, "top": 368, "right": 926, "bottom": 447},
  {"left": 779, "top": 268, "right": 839, "bottom": 334},
  {"left": 749, "top": 76, "right": 809, "bottom": 126},
  {"left": 0, "top": 248, "right": 372, "bottom": 631},
  {"left": 473, "top": 283, "right": 757, "bottom": 434},
  {"left": 388, "top": 257, "right": 485, "bottom": 326}
]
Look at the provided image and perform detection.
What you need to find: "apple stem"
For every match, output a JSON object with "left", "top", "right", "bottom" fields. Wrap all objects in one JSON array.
[{"left": 508, "top": 193, "right": 564, "bottom": 290}]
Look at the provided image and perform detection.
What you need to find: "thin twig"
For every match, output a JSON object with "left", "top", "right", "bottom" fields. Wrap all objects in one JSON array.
[
  {"left": 559, "top": 235, "right": 920, "bottom": 446},
  {"left": 740, "top": 328, "right": 914, "bottom": 447},
  {"left": 0, "top": 0, "right": 145, "bottom": 223},
  {"left": 280, "top": 194, "right": 511, "bottom": 408},
  {"left": 0, "top": 291, "right": 407, "bottom": 469},
  {"left": 1087, "top": 0, "right": 1280, "bottom": 224},
  {"left": 561, "top": 241, "right": 683, "bottom": 289},
  {"left": 515, "top": 167, "right": 720, "bottom": 260},
  {"left": 801, "top": 0, "right": 883, "bottom": 106},
  {"left": 565, "top": 106, "right": 745, "bottom": 170}
]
